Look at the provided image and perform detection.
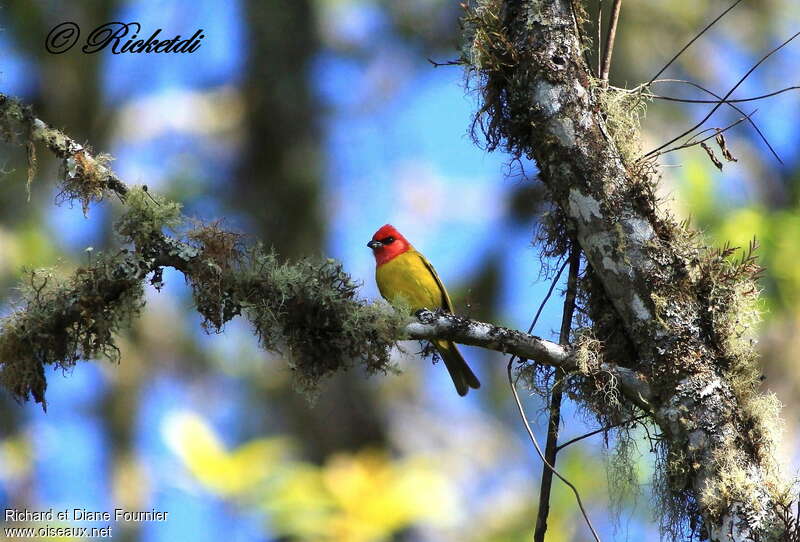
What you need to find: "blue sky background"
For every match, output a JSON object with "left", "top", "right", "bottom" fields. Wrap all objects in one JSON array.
[{"left": 0, "top": 1, "right": 798, "bottom": 541}]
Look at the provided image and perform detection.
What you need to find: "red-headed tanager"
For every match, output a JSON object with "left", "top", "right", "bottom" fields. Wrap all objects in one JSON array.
[{"left": 367, "top": 224, "right": 480, "bottom": 396}]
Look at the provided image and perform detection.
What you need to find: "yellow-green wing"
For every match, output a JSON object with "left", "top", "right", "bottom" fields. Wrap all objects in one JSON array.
[
  {"left": 376, "top": 249, "right": 479, "bottom": 396},
  {"left": 415, "top": 253, "right": 480, "bottom": 395},
  {"left": 376, "top": 250, "right": 442, "bottom": 311},
  {"left": 415, "top": 251, "right": 454, "bottom": 313}
]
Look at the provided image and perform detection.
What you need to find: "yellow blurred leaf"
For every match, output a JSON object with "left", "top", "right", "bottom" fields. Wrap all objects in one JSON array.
[
  {"left": 164, "top": 414, "right": 457, "bottom": 541},
  {"left": 0, "top": 436, "right": 32, "bottom": 483},
  {"left": 162, "top": 410, "right": 291, "bottom": 496},
  {"left": 322, "top": 449, "right": 456, "bottom": 541}
]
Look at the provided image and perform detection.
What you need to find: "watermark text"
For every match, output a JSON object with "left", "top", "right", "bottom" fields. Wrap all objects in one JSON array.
[{"left": 46, "top": 22, "right": 204, "bottom": 54}]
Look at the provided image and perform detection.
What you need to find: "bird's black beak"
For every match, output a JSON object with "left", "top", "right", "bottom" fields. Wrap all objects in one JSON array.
[{"left": 367, "top": 240, "right": 382, "bottom": 249}]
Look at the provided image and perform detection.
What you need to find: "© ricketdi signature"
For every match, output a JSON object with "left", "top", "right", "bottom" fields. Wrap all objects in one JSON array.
[{"left": 46, "top": 22, "right": 204, "bottom": 54}]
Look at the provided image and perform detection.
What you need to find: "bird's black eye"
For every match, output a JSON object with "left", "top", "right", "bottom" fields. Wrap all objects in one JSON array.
[{"left": 380, "top": 236, "right": 395, "bottom": 244}]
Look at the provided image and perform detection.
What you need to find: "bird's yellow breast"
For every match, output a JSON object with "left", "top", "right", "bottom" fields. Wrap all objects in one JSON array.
[{"left": 375, "top": 250, "right": 447, "bottom": 311}]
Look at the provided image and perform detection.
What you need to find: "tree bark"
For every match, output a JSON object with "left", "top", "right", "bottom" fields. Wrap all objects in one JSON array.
[
  {"left": 0, "top": 0, "right": 791, "bottom": 530},
  {"left": 463, "top": 0, "right": 786, "bottom": 539}
]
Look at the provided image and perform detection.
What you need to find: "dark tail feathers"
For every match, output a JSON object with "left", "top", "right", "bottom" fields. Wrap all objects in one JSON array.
[{"left": 434, "top": 340, "right": 480, "bottom": 396}]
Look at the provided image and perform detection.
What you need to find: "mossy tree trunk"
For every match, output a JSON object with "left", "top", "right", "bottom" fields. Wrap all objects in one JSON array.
[
  {"left": 462, "top": 0, "right": 787, "bottom": 540},
  {"left": 0, "top": 1, "right": 792, "bottom": 537}
]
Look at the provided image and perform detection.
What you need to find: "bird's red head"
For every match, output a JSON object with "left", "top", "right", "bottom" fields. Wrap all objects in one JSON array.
[{"left": 367, "top": 224, "right": 412, "bottom": 266}]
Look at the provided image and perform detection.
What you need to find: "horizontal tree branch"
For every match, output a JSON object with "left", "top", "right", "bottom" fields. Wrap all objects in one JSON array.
[
  {"left": 0, "top": 94, "right": 656, "bottom": 415},
  {"left": 406, "top": 310, "right": 568, "bottom": 363},
  {"left": 406, "top": 310, "right": 653, "bottom": 408},
  {"left": 0, "top": 93, "right": 129, "bottom": 207}
]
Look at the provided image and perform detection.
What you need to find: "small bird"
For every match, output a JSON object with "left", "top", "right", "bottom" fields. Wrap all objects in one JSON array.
[{"left": 367, "top": 224, "right": 480, "bottom": 396}]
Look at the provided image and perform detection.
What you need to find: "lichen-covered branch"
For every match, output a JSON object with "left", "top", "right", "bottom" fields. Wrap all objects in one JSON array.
[
  {"left": 0, "top": 93, "right": 128, "bottom": 210},
  {"left": 407, "top": 310, "right": 568, "bottom": 364},
  {"left": 0, "top": 187, "right": 408, "bottom": 407},
  {"left": 407, "top": 310, "right": 653, "bottom": 409},
  {"left": 0, "top": 91, "right": 652, "bottom": 421},
  {"left": 462, "top": 0, "right": 788, "bottom": 539}
]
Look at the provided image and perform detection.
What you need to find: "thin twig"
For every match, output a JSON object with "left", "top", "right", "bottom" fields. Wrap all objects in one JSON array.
[
  {"left": 642, "top": 79, "right": 782, "bottom": 163},
  {"left": 529, "top": 257, "right": 570, "bottom": 337},
  {"left": 534, "top": 244, "right": 581, "bottom": 542},
  {"left": 427, "top": 58, "right": 464, "bottom": 68},
  {"left": 556, "top": 414, "right": 648, "bottom": 452},
  {"left": 558, "top": 250, "right": 580, "bottom": 346},
  {"left": 599, "top": 0, "right": 622, "bottom": 83},
  {"left": 508, "top": 358, "right": 601, "bottom": 542},
  {"left": 642, "top": 84, "right": 800, "bottom": 105},
  {"left": 597, "top": 0, "right": 603, "bottom": 77},
  {"left": 505, "top": 254, "right": 570, "bottom": 367},
  {"left": 569, "top": 0, "right": 596, "bottom": 77},
  {"left": 645, "top": 29, "right": 800, "bottom": 159},
  {"left": 645, "top": 0, "right": 744, "bottom": 87},
  {"left": 651, "top": 109, "right": 756, "bottom": 159}
]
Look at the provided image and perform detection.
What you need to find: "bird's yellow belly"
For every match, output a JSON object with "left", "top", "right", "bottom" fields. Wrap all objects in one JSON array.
[{"left": 375, "top": 251, "right": 444, "bottom": 311}]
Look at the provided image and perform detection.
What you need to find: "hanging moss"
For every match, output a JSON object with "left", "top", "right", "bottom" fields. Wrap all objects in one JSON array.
[
  {"left": 56, "top": 150, "right": 117, "bottom": 215},
  {"left": 595, "top": 85, "right": 650, "bottom": 163},
  {"left": 238, "top": 252, "right": 406, "bottom": 396},
  {"left": 184, "top": 220, "right": 245, "bottom": 331},
  {"left": 0, "top": 255, "right": 146, "bottom": 409},
  {"left": 461, "top": 0, "right": 788, "bottom": 536},
  {"left": 179, "top": 219, "right": 408, "bottom": 394},
  {"left": 0, "top": 176, "right": 410, "bottom": 408},
  {"left": 115, "top": 185, "right": 183, "bottom": 245}
]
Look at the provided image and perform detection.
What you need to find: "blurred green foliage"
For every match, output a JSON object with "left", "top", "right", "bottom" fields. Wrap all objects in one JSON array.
[{"left": 0, "top": 0, "right": 798, "bottom": 541}]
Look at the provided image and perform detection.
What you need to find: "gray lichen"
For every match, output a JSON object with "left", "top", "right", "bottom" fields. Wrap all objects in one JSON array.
[
  {"left": 0, "top": 180, "right": 406, "bottom": 407},
  {"left": 461, "top": 0, "right": 788, "bottom": 538},
  {"left": 0, "top": 257, "right": 145, "bottom": 409}
]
